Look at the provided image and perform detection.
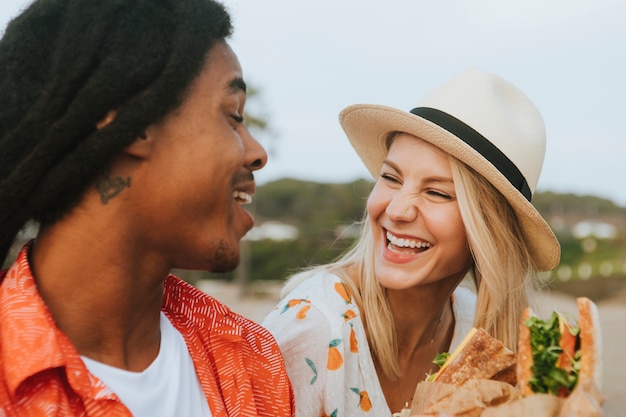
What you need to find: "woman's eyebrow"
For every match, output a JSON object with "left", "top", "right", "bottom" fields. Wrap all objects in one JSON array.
[
  {"left": 381, "top": 160, "right": 453, "bottom": 184},
  {"left": 423, "top": 176, "right": 454, "bottom": 185}
]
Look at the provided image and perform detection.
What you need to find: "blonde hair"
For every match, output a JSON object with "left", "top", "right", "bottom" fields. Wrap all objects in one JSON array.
[
  {"left": 281, "top": 154, "right": 540, "bottom": 380},
  {"left": 449, "top": 157, "right": 540, "bottom": 350}
]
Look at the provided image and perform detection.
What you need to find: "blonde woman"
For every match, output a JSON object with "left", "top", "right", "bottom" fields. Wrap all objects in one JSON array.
[{"left": 263, "top": 68, "right": 560, "bottom": 417}]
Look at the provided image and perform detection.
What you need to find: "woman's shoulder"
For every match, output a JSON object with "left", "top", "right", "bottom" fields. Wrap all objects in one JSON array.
[
  {"left": 264, "top": 269, "right": 360, "bottom": 329},
  {"left": 283, "top": 270, "right": 356, "bottom": 306}
]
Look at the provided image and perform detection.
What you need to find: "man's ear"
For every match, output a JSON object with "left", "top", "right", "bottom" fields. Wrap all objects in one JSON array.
[
  {"left": 97, "top": 110, "right": 155, "bottom": 159},
  {"left": 123, "top": 129, "right": 154, "bottom": 159}
]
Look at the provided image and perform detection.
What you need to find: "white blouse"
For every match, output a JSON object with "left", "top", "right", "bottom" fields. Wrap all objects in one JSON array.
[{"left": 263, "top": 271, "right": 476, "bottom": 417}]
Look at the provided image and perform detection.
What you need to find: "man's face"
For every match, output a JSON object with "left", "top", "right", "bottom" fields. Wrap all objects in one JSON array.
[{"left": 136, "top": 41, "right": 267, "bottom": 272}]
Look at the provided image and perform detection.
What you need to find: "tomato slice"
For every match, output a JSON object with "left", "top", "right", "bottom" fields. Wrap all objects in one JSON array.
[{"left": 557, "top": 314, "right": 578, "bottom": 371}]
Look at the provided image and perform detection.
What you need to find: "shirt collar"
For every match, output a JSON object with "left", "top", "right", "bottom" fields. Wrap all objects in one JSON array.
[
  {"left": 0, "top": 245, "right": 246, "bottom": 400},
  {"left": 162, "top": 275, "right": 244, "bottom": 343},
  {"left": 0, "top": 244, "right": 69, "bottom": 395}
]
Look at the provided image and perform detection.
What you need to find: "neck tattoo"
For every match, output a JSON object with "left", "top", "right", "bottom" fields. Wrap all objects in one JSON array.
[
  {"left": 96, "top": 175, "right": 132, "bottom": 205},
  {"left": 392, "top": 303, "right": 447, "bottom": 417}
]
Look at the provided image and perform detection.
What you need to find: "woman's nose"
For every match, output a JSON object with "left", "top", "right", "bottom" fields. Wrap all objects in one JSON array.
[{"left": 386, "top": 191, "right": 418, "bottom": 221}]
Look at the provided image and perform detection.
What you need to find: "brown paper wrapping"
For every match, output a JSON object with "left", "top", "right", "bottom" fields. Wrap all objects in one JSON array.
[
  {"left": 483, "top": 380, "right": 605, "bottom": 417},
  {"left": 410, "top": 380, "right": 520, "bottom": 417},
  {"left": 409, "top": 379, "right": 605, "bottom": 417},
  {"left": 481, "top": 394, "right": 563, "bottom": 417}
]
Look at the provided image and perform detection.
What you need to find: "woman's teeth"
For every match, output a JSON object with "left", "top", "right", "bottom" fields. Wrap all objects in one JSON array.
[{"left": 386, "top": 230, "right": 431, "bottom": 249}]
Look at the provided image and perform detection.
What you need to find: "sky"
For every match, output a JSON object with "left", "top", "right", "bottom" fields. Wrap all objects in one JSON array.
[{"left": 2, "top": 0, "right": 625, "bottom": 206}]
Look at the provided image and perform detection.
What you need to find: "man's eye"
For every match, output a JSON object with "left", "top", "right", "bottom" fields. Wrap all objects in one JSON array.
[{"left": 232, "top": 114, "right": 243, "bottom": 124}]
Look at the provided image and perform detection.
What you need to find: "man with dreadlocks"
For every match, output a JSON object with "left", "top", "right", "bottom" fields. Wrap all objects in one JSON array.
[{"left": 0, "top": 0, "right": 295, "bottom": 416}]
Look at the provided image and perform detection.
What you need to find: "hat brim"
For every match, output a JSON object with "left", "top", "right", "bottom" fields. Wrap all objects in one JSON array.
[{"left": 340, "top": 104, "right": 560, "bottom": 271}]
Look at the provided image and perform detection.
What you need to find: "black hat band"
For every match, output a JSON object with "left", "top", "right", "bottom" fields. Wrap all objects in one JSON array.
[{"left": 410, "top": 107, "right": 532, "bottom": 202}]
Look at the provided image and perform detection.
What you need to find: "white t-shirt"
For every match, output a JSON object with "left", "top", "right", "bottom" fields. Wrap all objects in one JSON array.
[{"left": 81, "top": 312, "right": 212, "bottom": 417}]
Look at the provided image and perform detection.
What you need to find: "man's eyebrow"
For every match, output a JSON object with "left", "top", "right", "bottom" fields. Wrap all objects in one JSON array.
[{"left": 228, "top": 77, "right": 247, "bottom": 94}]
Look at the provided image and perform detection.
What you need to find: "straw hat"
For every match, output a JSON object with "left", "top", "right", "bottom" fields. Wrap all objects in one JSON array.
[{"left": 339, "top": 67, "right": 560, "bottom": 271}]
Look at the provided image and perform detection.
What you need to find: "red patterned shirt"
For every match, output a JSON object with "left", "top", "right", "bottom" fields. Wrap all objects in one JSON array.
[{"left": 0, "top": 245, "right": 295, "bottom": 416}]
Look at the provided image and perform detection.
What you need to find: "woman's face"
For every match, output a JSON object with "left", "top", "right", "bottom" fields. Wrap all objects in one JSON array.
[{"left": 366, "top": 133, "right": 472, "bottom": 290}]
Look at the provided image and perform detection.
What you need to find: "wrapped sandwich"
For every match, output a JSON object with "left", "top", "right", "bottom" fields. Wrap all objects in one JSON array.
[{"left": 410, "top": 297, "right": 605, "bottom": 417}]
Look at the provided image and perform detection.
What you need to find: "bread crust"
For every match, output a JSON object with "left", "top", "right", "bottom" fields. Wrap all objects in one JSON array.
[
  {"left": 577, "top": 297, "right": 602, "bottom": 389},
  {"left": 517, "top": 298, "right": 602, "bottom": 398},
  {"left": 435, "top": 328, "right": 516, "bottom": 386},
  {"left": 491, "top": 363, "right": 517, "bottom": 385},
  {"left": 516, "top": 307, "right": 535, "bottom": 396}
]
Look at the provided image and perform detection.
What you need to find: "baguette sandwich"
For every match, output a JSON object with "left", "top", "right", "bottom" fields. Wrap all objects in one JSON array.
[{"left": 516, "top": 296, "right": 602, "bottom": 398}]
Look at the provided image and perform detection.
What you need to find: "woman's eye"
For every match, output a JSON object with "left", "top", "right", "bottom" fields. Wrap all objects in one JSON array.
[
  {"left": 425, "top": 190, "right": 454, "bottom": 202},
  {"left": 380, "top": 173, "right": 400, "bottom": 184}
]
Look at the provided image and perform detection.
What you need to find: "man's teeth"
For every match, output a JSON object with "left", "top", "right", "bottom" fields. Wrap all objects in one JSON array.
[
  {"left": 233, "top": 190, "right": 252, "bottom": 204},
  {"left": 386, "top": 231, "right": 431, "bottom": 249}
]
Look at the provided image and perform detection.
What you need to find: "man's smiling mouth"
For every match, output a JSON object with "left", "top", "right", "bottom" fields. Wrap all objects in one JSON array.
[{"left": 233, "top": 190, "right": 252, "bottom": 205}]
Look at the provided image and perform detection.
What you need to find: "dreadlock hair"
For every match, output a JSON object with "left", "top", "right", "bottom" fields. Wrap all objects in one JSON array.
[{"left": 0, "top": 0, "right": 233, "bottom": 264}]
